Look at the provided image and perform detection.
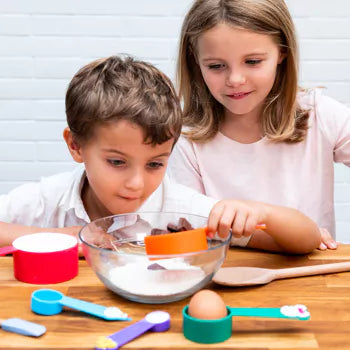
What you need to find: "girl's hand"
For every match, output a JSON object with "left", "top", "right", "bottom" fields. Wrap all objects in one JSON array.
[
  {"left": 318, "top": 227, "right": 338, "bottom": 250},
  {"left": 207, "top": 199, "right": 270, "bottom": 239}
]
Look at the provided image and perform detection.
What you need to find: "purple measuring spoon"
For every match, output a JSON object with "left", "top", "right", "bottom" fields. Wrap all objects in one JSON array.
[{"left": 95, "top": 311, "right": 170, "bottom": 350}]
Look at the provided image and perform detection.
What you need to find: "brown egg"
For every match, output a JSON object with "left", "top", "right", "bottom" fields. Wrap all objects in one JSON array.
[{"left": 188, "top": 289, "right": 227, "bottom": 320}]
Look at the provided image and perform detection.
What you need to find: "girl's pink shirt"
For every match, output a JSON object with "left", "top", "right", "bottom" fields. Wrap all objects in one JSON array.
[{"left": 169, "top": 89, "right": 350, "bottom": 238}]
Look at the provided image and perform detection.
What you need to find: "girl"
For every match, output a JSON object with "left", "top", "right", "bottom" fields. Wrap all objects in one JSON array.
[{"left": 169, "top": 0, "right": 350, "bottom": 250}]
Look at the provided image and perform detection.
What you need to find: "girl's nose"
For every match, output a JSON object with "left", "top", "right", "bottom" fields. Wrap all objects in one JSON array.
[{"left": 226, "top": 69, "right": 246, "bottom": 87}]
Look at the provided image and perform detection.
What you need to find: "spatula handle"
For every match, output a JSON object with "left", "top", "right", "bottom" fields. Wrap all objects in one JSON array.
[{"left": 276, "top": 261, "right": 350, "bottom": 279}]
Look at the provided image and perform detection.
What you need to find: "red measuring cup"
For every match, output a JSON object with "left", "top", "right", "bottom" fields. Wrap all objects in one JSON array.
[{"left": 0, "top": 232, "right": 78, "bottom": 284}]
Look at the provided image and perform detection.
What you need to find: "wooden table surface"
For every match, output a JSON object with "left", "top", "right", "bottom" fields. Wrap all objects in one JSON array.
[{"left": 1, "top": 246, "right": 350, "bottom": 350}]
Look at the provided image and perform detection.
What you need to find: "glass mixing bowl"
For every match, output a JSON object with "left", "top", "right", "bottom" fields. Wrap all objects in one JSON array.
[{"left": 79, "top": 212, "right": 231, "bottom": 304}]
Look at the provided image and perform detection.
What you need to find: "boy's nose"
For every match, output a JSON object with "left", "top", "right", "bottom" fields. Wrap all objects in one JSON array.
[
  {"left": 226, "top": 69, "right": 246, "bottom": 87},
  {"left": 124, "top": 169, "right": 144, "bottom": 191}
]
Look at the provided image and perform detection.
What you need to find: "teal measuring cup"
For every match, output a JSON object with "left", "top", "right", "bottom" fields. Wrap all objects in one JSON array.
[{"left": 183, "top": 304, "right": 310, "bottom": 344}]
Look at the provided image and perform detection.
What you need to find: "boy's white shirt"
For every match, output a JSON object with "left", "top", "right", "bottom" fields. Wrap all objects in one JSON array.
[{"left": 0, "top": 165, "right": 250, "bottom": 247}]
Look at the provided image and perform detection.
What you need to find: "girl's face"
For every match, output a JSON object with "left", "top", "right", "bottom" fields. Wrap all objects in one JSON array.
[
  {"left": 196, "top": 23, "right": 284, "bottom": 122},
  {"left": 66, "top": 120, "right": 173, "bottom": 220}
]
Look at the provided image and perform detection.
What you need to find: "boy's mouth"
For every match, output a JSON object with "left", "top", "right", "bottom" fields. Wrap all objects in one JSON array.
[{"left": 119, "top": 195, "right": 140, "bottom": 201}]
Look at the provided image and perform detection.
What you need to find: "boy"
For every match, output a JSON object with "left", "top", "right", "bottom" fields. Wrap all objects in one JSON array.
[{"left": 0, "top": 55, "right": 320, "bottom": 253}]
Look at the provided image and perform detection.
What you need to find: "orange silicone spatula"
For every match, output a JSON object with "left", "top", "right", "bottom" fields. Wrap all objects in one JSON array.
[
  {"left": 144, "top": 223, "right": 266, "bottom": 256},
  {"left": 144, "top": 227, "right": 209, "bottom": 255}
]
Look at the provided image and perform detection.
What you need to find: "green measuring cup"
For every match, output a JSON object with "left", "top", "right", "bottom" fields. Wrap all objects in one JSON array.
[{"left": 182, "top": 304, "right": 310, "bottom": 344}]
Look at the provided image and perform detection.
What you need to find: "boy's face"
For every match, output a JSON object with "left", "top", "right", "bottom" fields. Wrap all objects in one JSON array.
[{"left": 66, "top": 120, "right": 173, "bottom": 220}]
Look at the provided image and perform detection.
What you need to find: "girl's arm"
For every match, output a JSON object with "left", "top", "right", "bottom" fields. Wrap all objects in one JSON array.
[
  {"left": 0, "top": 221, "right": 82, "bottom": 247},
  {"left": 207, "top": 200, "right": 321, "bottom": 255},
  {"left": 247, "top": 205, "right": 321, "bottom": 254}
]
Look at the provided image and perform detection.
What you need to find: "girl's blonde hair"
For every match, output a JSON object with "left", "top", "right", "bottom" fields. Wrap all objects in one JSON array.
[{"left": 177, "top": 0, "right": 308, "bottom": 143}]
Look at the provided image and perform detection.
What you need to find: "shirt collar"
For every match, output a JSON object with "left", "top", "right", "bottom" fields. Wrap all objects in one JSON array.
[{"left": 59, "top": 165, "right": 90, "bottom": 223}]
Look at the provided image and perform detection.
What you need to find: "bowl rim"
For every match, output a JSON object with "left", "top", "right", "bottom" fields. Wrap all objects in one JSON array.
[{"left": 78, "top": 211, "right": 232, "bottom": 258}]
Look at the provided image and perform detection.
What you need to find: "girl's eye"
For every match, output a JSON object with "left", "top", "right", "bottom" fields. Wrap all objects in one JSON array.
[
  {"left": 208, "top": 63, "right": 225, "bottom": 70},
  {"left": 147, "top": 161, "right": 164, "bottom": 169},
  {"left": 108, "top": 159, "right": 125, "bottom": 167},
  {"left": 246, "top": 59, "right": 262, "bottom": 65}
]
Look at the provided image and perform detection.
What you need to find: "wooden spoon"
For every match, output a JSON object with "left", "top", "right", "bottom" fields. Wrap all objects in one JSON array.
[{"left": 212, "top": 261, "right": 350, "bottom": 286}]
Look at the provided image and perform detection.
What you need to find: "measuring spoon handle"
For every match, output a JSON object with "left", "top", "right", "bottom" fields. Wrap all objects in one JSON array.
[
  {"left": 60, "top": 296, "right": 128, "bottom": 321},
  {"left": 229, "top": 305, "right": 310, "bottom": 320},
  {"left": 108, "top": 319, "right": 154, "bottom": 348},
  {"left": 96, "top": 311, "right": 170, "bottom": 350},
  {"left": 61, "top": 296, "right": 107, "bottom": 318}
]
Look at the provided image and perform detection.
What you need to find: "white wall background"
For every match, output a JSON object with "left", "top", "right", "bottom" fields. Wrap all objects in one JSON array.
[{"left": 0, "top": 0, "right": 349, "bottom": 241}]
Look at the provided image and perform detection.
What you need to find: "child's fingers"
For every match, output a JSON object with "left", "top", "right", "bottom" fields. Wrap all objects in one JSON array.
[
  {"left": 319, "top": 227, "right": 337, "bottom": 250},
  {"left": 318, "top": 242, "right": 327, "bottom": 250},
  {"left": 230, "top": 211, "right": 248, "bottom": 237},
  {"left": 208, "top": 202, "right": 236, "bottom": 238},
  {"left": 207, "top": 204, "right": 223, "bottom": 237},
  {"left": 323, "top": 239, "right": 337, "bottom": 249},
  {"left": 244, "top": 214, "right": 261, "bottom": 236},
  {"left": 217, "top": 207, "right": 237, "bottom": 238}
]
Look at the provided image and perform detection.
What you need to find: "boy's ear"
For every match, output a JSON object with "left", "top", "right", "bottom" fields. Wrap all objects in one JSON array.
[{"left": 63, "top": 127, "right": 84, "bottom": 163}]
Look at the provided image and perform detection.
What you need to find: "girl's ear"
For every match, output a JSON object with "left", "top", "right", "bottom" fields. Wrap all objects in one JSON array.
[
  {"left": 63, "top": 127, "right": 84, "bottom": 163},
  {"left": 278, "top": 48, "right": 287, "bottom": 64}
]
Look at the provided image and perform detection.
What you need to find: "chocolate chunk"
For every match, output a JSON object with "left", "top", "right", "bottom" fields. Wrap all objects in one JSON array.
[
  {"left": 166, "top": 217, "right": 194, "bottom": 232},
  {"left": 166, "top": 223, "right": 180, "bottom": 232},
  {"left": 147, "top": 263, "right": 166, "bottom": 270},
  {"left": 150, "top": 228, "right": 169, "bottom": 236},
  {"left": 178, "top": 217, "right": 193, "bottom": 231}
]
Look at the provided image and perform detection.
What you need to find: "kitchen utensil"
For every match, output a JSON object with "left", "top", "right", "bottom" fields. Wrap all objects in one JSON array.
[
  {"left": 79, "top": 212, "right": 231, "bottom": 304},
  {"left": 0, "top": 318, "right": 46, "bottom": 337},
  {"left": 31, "top": 289, "right": 130, "bottom": 321},
  {"left": 95, "top": 311, "right": 170, "bottom": 350},
  {"left": 183, "top": 304, "right": 309, "bottom": 344},
  {"left": 0, "top": 232, "right": 78, "bottom": 284},
  {"left": 212, "top": 261, "right": 350, "bottom": 286},
  {"left": 144, "top": 227, "right": 208, "bottom": 255},
  {"left": 145, "top": 224, "right": 266, "bottom": 256}
]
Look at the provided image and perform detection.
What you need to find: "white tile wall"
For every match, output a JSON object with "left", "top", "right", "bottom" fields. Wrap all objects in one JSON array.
[{"left": 0, "top": 0, "right": 349, "bottom": 241}]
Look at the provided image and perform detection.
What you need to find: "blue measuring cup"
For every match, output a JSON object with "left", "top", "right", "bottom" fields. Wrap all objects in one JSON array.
[{"left": 31, "top": 289, "right": 130, "bottom": 321}]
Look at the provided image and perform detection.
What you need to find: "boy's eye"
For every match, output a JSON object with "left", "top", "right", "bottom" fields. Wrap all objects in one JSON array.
[
  {"left": 147, "top": 161, "right": 164, "bottom": 169},
  {"left": 108, "top": 159, "right": 125, "bottom": 166},
  {"left": 208, "top": 63, "right": 225, "bottom": 70},
  {"left": 246, "top": 59, "right": 262, "bottom": 65}
]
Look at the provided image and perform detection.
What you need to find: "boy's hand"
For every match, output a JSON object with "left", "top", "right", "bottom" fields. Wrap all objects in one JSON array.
[
  {"left": 207, "top": 199, "right": 270, "bottom": 239},
  {"left": 53, "top": 226, "right": 84, "bottom": 256},
  {"left": 318, "top": 227, "right": 338, "bottom": 250},
  {"left": 55, "top": 225, "right": 83, "bottom": 241}
]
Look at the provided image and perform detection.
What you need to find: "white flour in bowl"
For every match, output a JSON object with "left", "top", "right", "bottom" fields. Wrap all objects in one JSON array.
[{"left": 107, "top": 258, "right": 205, "bottom": 296}]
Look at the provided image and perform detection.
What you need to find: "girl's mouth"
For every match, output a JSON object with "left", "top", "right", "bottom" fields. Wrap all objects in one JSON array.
[{"left": 227, "top": 91, "right": 251, "bottom": 100}]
